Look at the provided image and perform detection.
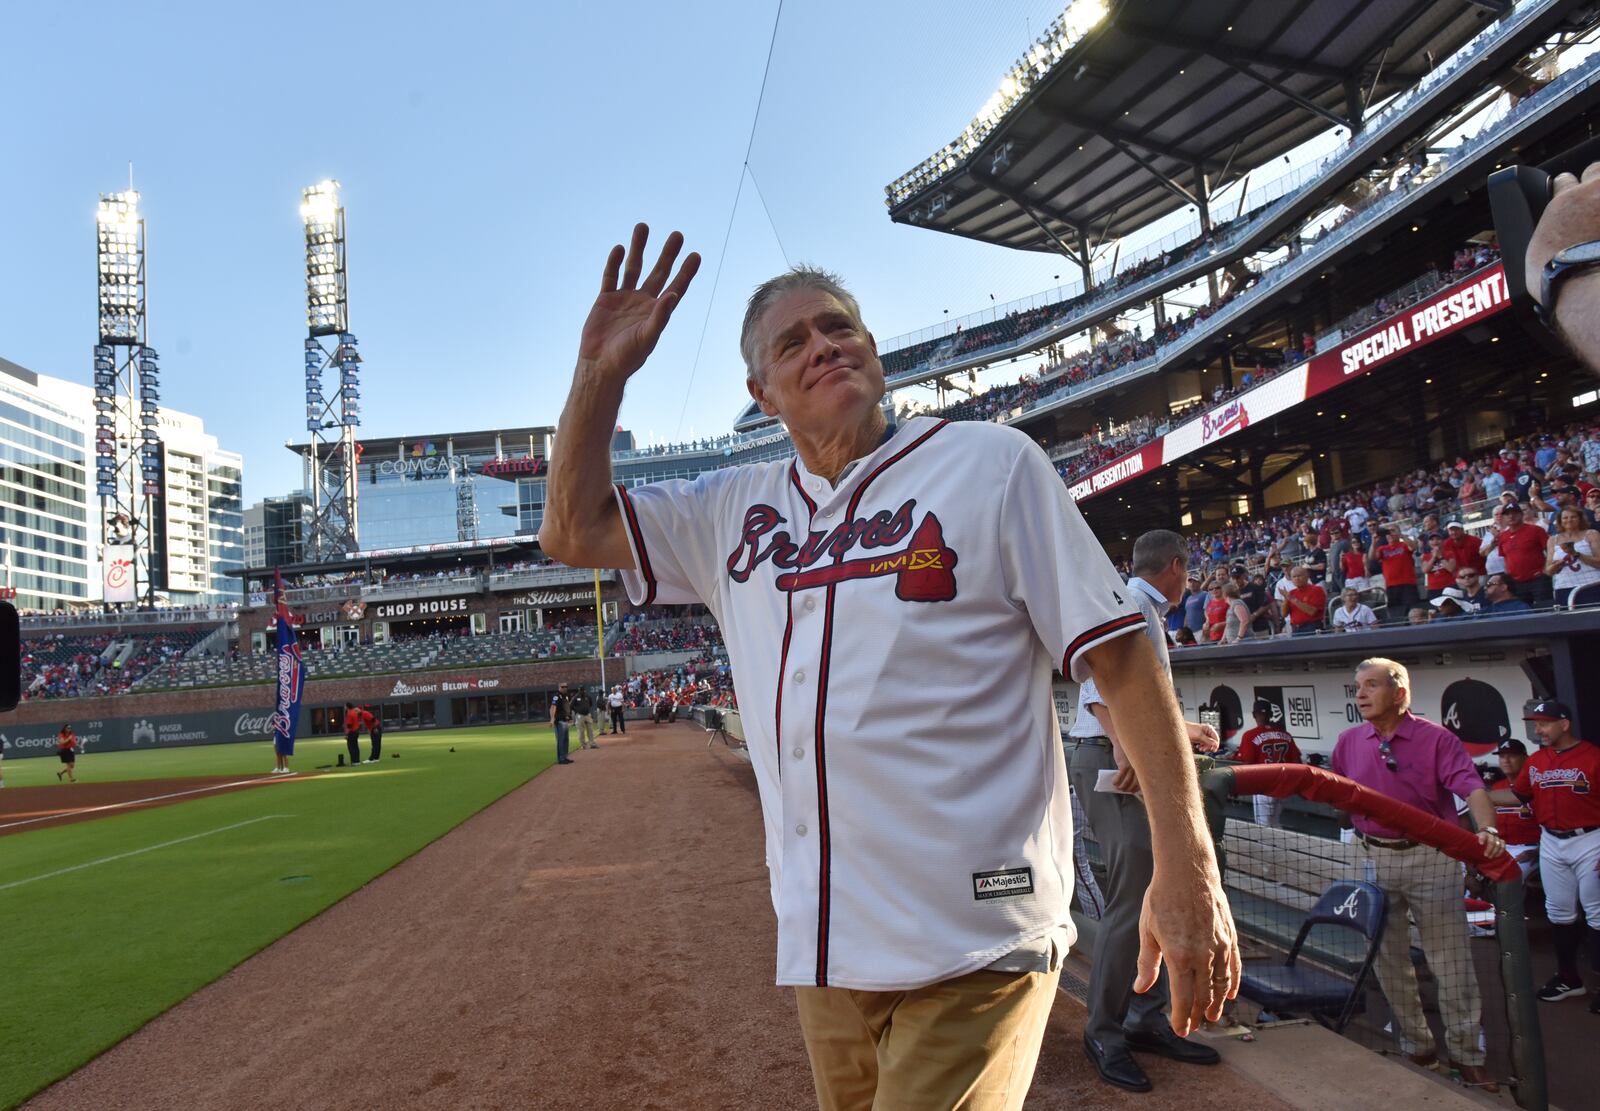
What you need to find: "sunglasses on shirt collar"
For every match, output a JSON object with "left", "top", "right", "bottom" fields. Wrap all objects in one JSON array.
[{"left": 1378, "top": 736, "right": 1398, "bottom": 772}]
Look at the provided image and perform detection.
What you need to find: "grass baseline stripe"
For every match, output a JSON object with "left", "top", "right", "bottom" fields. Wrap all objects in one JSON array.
[
  {"left": 0, "top": 775, "right": 293, "bottom": 832},
  {"left": 0, "top": 815, "right": 290, "bottom": 893}
]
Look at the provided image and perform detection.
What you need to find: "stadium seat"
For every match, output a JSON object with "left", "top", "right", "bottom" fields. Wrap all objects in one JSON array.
[{"left": 1239, "top": 879, "right": 1387, "bottom": 1033}]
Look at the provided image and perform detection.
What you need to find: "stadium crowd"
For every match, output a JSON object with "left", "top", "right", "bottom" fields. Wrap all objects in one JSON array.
[
  {"left": 922, "top": 245, "right": 1501, "bottom": 492},
  {"left": 21, "top": 630, "right": 203, "bottom": 699},
  {"left": 879, "top": 209, "right": 1255, "bottom": 381},
  {"left": 1158, "top": 417, "right": 1600, "bottom": 642}
]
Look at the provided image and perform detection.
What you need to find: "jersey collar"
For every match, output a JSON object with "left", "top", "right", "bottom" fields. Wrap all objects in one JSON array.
[
  {"left": 1126, "top": 576, "right": 1171, "bottom": 613},
  {"left": 792, "top": 416, "right": 921, "bottom": 497}
]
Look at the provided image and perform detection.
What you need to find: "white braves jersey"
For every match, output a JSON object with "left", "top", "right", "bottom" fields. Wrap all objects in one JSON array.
[{"left": 613, "top": 416, "right": 1145, "bottom": 990}]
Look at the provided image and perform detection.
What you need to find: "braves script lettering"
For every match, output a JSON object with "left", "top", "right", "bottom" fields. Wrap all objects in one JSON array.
[
  {"left": 725, "top": 499, "right": 958, "bottom": 603},
  {"left": 726, "top": 500, "right": 916, "bottom": 583},
  {"left": 270, "top": 649, "right": 301, "bottom": 738}
]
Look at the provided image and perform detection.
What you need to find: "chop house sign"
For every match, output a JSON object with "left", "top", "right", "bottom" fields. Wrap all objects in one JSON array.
[{"left": 373, "top": 596, "right": 473, "bottom": 619}]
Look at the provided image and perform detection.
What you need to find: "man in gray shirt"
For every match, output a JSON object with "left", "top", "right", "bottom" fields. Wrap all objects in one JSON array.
[{"left": 1068, "top": 529, "right": 1223, "bottom": 1092}]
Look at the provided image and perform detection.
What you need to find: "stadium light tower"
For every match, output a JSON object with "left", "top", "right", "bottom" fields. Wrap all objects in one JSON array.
[
  {"left": 94, "top": 188, "right": 162, "bottom": 607},
  {"left": 299, "top": 179, "right": 362, "bottom": 560}
]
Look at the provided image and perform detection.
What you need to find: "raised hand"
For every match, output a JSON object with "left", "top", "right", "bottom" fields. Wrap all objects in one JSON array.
[{"left": 578, "top": 223, "right": 701, "bottom": 382}]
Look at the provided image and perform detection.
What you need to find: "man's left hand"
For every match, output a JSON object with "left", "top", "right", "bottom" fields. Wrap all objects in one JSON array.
[
  {"left": 1477, "top": 829, "right": 1505, "bottom": 859},
  {"left": 1137, "top": 865, "right": 1241, "bottom": 1037},
  {"left": 1186, "top": 721, "right": 1221, "bottom": 753}
]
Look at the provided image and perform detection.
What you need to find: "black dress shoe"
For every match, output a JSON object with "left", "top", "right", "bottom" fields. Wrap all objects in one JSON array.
[
  {"left": 1084, "top": 1034, "right": 1152, "bottom": 1092},
  {"left": 1124, "top": 1027, "right": 1221, "bottom": 1065},
  {"left": 557, "top": 759, "right": 574, "bottom": 765}
]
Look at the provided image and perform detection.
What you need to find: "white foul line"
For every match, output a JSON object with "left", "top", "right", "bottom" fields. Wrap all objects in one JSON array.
[
  {"left": 0, "top": 775, "right": 295, "bottom": 832},
  {"left": 0, "top": 815, "right": 290, "bottom": 893}
]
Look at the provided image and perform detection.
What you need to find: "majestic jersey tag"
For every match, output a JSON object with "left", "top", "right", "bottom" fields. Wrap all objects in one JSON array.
[{"left": 972, "top": 866, "right": 1034, "bottom": 901}]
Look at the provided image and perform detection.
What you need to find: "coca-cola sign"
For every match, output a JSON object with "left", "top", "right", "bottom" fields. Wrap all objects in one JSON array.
[{"left": 235, "top": 711, "right": 275, "bottom": 737}]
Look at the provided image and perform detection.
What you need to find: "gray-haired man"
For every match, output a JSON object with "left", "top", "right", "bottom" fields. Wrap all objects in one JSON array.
[{"left": 1068, "top": 529, "right": 1224, "bottom": 1093}]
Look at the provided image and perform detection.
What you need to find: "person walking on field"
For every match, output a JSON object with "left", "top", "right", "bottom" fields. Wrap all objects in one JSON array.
[
  {"left": 361, "top": 705, "right": 382, "bottom": 763},
  {"left": 539, "top": 224, "right": 1239, "bottom": 1111},
  {"left": 607, "top": 685, "right": 627, "bottom": 734},
  {"left": 570, "top": 685, "right": 599, "bottom": 750},
  {"left": 549, "top": 682, "right": 573, "bottom": 765},
  {"left": 343, "top": 702, "right": 364, "bottom": 768},
  {"left": 1067, "top": 530, "right": 1225, "bottom": 1094},
  {"left": 55, "top": 723, "right": 79, "bottom": 782}
]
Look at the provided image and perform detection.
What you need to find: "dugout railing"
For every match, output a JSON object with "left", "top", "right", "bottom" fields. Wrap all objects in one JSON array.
[
  {"left": 1208, "top": 764, "right": 1543, "bottom": 1109},
  {"left": 1072, "top": 762, "right": 1545, "bottom": 1108}
]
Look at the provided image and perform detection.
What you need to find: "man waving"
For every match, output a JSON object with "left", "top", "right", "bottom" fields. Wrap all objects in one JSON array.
[{"left": 540, "top": 225, "right": 1239, "bottom": 1111}]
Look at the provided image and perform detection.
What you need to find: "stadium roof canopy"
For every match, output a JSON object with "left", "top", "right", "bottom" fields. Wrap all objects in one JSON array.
[{"left": 884, "top": 0, "right": 1510, "bottom": 257}]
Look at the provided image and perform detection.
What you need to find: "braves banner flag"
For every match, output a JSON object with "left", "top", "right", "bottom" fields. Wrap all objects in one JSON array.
[{"left": 271, "top": 570, "right": 305, "bottom": 754}]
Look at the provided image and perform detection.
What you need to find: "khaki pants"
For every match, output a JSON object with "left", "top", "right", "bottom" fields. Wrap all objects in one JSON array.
[
  {"left": 794, "top": 966, "right": 1060, "bottom": 1111},
  {"left": 575, "top": 713, "right": 598, "bottom": 748},
  {"left": 1362, "top": 841, "right": 1484, "bottom": 1065}
]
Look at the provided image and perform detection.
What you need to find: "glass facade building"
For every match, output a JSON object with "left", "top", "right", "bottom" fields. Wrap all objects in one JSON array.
[
  {"left": 0, "top": 357, "right": 91, "bottom": 609},
  {"left": 289, "top": 429, "right": 550, "bottom": 553}
]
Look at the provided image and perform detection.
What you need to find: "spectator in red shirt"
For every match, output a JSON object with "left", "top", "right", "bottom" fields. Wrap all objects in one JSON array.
[
  {"left": 1494, "top": 449, "right": 1519, "bottom": 485},
  {"left": 1483, "top": 503, "right": 1552, "bottom": 607},
  {"left": 1235, "top": 699, "right": 1303, "bottom": 827},
  {"left": 1438, "top": 519, "right": 1483, "bottom": 577},
  {"left": 1340, "top": 539, "right": 1371, "bottom": 591},
  {"left": 1283, "top": 566, "right": 1326, "bottom": 636},
  {"left": 1373, "top": 526, "right": 1420, "bottom": 622},
  {"left": 1422, "top": 523, "right": 1456, "bottom": 601},
  {"left": 1203, "top": 584, "right": 1228, "bottom": 643}
]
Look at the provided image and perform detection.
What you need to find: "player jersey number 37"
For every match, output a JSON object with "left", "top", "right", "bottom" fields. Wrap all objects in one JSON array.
[{"left": 612, "top": 417, "right": 1145, "bottom": 992}]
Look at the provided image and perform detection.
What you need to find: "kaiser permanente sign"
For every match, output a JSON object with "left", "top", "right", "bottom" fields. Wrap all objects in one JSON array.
[{"left": 1067, "top": 264, "right": 1509, "bottom": 502}]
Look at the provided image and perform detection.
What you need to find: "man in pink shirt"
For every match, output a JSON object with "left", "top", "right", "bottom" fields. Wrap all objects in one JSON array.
[{"left": 1331, "top": 657, "right": 1505, "bottom": 1092}]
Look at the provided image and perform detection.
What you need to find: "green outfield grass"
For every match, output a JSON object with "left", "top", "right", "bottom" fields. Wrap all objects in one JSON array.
[{"left": 0, "top": 725, "right": 555, "bottom": 1109}]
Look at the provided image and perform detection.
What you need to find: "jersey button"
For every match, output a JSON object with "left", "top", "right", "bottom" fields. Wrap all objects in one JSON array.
[
  {"left": 803, "top": 597, "right": 816, "bottom": 612},
  {"left": 796, "top": 824, "right": 808, "bottom": 836},
  {"left": 792, "top": 746, "right": 804, "bottom": 759},
  {"left": 793, "top": 670, "right": 806, "bottom": 683}
]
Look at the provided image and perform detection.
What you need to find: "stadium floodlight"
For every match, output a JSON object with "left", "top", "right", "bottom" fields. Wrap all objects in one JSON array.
[
  {"left": 96, "top": 190, "right": 143, "bottom": 344},
  {"left": 299, "top": 180, "right": 361, "bottom": 560},
  {"left": 301, "top": 179, "right": 347, "bottom": 337}
]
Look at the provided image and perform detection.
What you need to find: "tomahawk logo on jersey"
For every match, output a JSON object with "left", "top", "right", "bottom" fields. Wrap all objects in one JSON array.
[{"left": 612, "top": 416, "right": 1145, "bottom": 991}]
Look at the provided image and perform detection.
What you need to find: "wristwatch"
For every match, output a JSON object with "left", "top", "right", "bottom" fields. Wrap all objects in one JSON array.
[
  {"left": 1537, "top": 240, "right": 1600, "bottom": 327},
  {"left": 1482, "top": 826, "right": 1500, "bottom": 837}
]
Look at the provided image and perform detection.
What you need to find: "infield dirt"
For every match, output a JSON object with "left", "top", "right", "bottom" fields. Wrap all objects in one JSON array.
[
  {"left": 0, "top": 774, "right": 296, "bottom": 836},
  {"left": 24, "top": 724, "right": 1289, "bottom": 1110}
]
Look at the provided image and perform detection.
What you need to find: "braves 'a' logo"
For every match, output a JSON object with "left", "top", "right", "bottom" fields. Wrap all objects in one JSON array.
[
  {"left": 726, "top": 499, "right": 958, "bottom": 603},
  {"left": 1332, "top": 889, "right": 1363, "bottom": 919}
]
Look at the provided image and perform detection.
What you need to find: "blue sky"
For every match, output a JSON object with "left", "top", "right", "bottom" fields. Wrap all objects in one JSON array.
[{"left": 1, "top": 0, "right": 1087, "bottom": 501}]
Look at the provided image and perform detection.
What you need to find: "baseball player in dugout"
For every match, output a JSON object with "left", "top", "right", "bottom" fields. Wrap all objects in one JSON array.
[
  {"left": 540, "top": 224, "right": 1239, "bottom": 1111},
  {"left": 1489, "top": 701, "right": 1600, "bottom": 1013}
]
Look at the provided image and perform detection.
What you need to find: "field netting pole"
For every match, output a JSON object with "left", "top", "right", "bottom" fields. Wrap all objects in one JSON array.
[{"left": 1493, "top": 878, "right": 1547, "bottom": 1111}]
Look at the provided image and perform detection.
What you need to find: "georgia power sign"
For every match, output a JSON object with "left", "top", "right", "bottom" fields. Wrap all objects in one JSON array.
[{"left": 1068, "top": 264, "right": 1509, "bottom": 502}]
